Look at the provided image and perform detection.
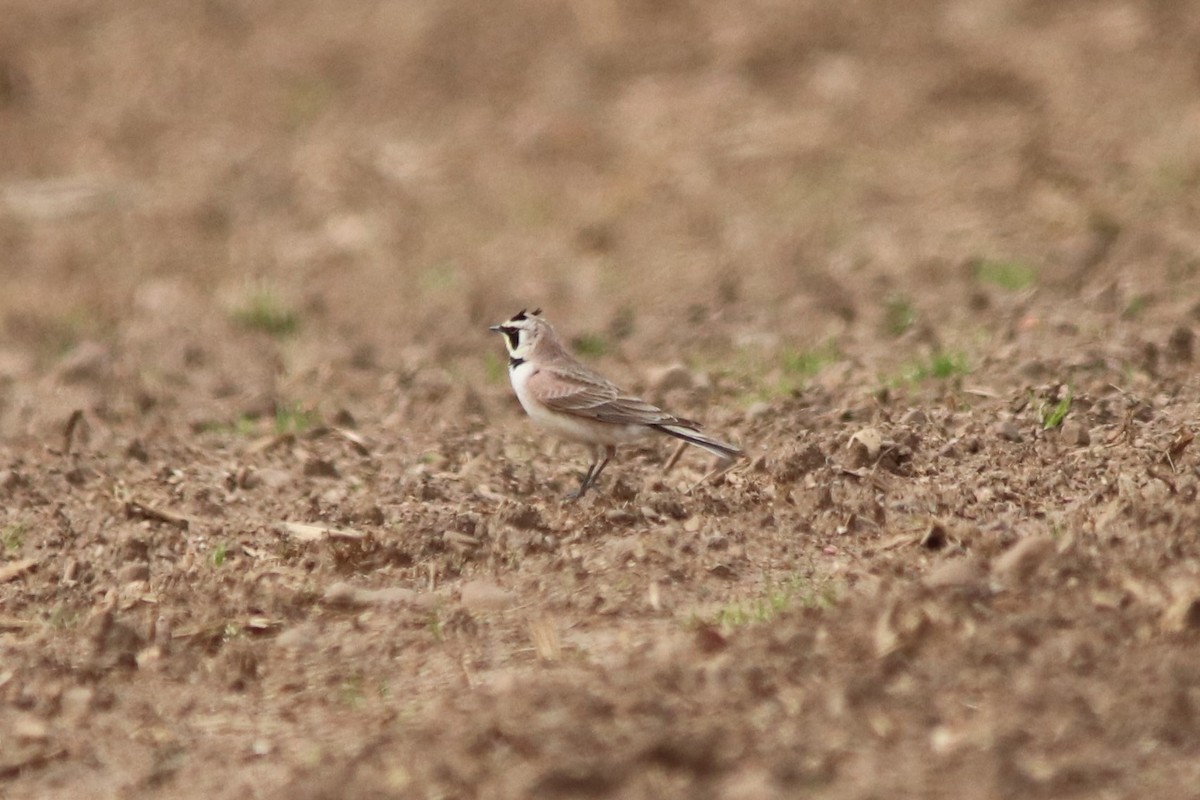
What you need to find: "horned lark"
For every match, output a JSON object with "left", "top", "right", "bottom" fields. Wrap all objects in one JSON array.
[{"left": 490, "top": 308, "right": 743, "bottom": 499}]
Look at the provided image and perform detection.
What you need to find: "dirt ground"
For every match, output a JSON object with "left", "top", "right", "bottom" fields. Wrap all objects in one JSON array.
[{"left": 3, "top": 1, "right": 1200, "bottom": 797}]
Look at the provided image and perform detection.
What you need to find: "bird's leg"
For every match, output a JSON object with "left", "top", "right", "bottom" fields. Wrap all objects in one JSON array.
[
  {"left": 568, "top": 466, "right": 596, "bottom": 501},
  {"left": 567, "top": 445, "right": 615, "bottom": 501},
  {"left": 582, "top": 445, "right": 616, "bottom": 496},
  {"left": 567, "top": 448, "right": 601, "bottom": 501}
]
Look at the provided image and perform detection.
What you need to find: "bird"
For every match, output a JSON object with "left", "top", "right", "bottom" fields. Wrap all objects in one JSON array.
[{"left": 489, "top": 308, "right": 743, "bottom": 499}]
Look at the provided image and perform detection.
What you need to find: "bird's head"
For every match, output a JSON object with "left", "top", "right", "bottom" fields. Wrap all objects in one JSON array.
[{"left": 489, "top": 307, "right": 548, "bottom": 360}]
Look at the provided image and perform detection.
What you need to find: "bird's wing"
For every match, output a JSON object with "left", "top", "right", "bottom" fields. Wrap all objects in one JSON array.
[
  {"left": 529, "top": 364, "right": 699, "bottom": 428},
  {"left": 527, "top": 364, "right": 618, "bottom": 412}
]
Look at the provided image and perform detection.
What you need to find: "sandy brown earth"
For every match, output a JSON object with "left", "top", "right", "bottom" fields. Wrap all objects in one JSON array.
[{"left": 3, "top": 1, "right": 1200, "bottom": 798}]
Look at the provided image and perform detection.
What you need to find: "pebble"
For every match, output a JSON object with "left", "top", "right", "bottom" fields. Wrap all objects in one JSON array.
[
  {"left": 745, "top": 401, "right": 772, "bottom": 421},
  {"left": 303, "top": 457, "right": 339, "bottom": 478},
  {"left": 117, "top": 562, "right": 150, "bottom": 583},
  {"left": 323, "top": 581, "right": 419, "bottom": 609},
  {"left": 55, "top": 341, "right": 110, "bottom": 383},
  {"left": 276, "top": 623, "right": 319, "bottom": 650},
  {"left": 604, "top": 508, "right": 637, "bottom": 525},
  {"left": 459, "top": 580, "right": 516, "bottom": 612},
  {"left": 1167, "top": 325, "right": 1194, "bottom": 362},
  {"left": 773, "top": 443, "right": 825, "bottom": 483},
  {"left": 993, "top": 536, "right": 1055, "bottom": 583},
  {"left": 0, "top": 469, "right": 19, "bottom": 490},
  {"left": 13, "top": 713, "right": 49, "bottom": 742},
  {"left": 718, "top": 767, "right": 784, "bottom": 800},
  {"left": 923, "top": 556, "right": 985, "bottom": 590},
  {"left": 60, "top": 686, "right": 94, "bottom": 726},
  {"left": 847, "top": 427, "right": 884, "bottom": 467},
  {"left": 1161, "top": 580, "right": 1200, "bottom": 632},
  {"left": 994, "top": 419, "right": 1022, "bottom": 442},
  {"left": 320, "top": 487, "right": 348, "bottom": 505},
  {"left": 1059, "top": 419, "right": 1090, "bottom": 446},
  {"left": 920, "top": 522, "right": 949, "bottom": 550},
  {"left": 648, "top": 363, "right": 697, "bottom": 394},
  {"left": 257, "top": 468, "right": 292, "bottom": 490}
]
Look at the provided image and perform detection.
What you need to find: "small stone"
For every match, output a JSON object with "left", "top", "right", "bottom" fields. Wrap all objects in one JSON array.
[
  {"left": 153, "top": 614, "right": 172, "bottom": 649},
  {"left": 651, "top": 496, "right": 687, "bottom": 520},
  {"left": 995, "top": 419, "right": 1022, "bottom": 442},
  {"left": 276, "top": 623, "right": 319, "bottom": 650},
  {"left": 89, "top": 609, "right": 145, "bottom": 669},
  {"left": 0, "top": 469, "right": 19, "bottom": 491},
  {"left": 1059, "top": 419, "right": 1090, "bottom": 446},
  {"left": 1162, "top": 580, "right": 1200, "bottom": 632},
  {"left": 0, "top": 348, "right": 34, "bottom": 381},
  {"left": 237, "top": 467, "right": 261, "bottom": 489},
  {"left": 303, "top": 457, "right": 339, "bottom": 478},
  {"left": 718, "top": 767, "right": 783, "bottom": 800},
  {"left": 117, "top": 562, "right": 150, "bottom": 583},
  {"left": 993, "top": 535, "right": 1055, "bottom": 583},
  {"left": 847, "top": 427, "right": 883, "bottom": 467},
  {"left": 900, "top": 408, "right": 928, "bottom": 426},
  {"left": 930, "top": 725, "right": 965, "bottom": 756},
  {"left": 1163, "top": 595, "right": 1200, "bottom": 632},
  {"left": 442, "top": 530, "right": 479, "bottom": 551},
  {"left": 120, "top": 531, "right": 151, "bottom": 561},
  {"left": 257, "top": 468, "right": 292, "bottom": 489},
  {"left": 125, "top": 439, "right": 149, "bottom": 463},
  {"left": 937, "top": 439, "right": 961, "bottom": 459},
  {"left": 459, "top": 580, "right": 515, "bottom": 612},
  {"left": 60, "top": 686, "right": 94, "bottom": 726},
  {"left": 13, "top": 713, "right": 49, "bottom": 742},
  {"left": 55, "top": 341, "right": 110, "bottom": 383},
  {"left": 322, "top": 582, "right": 364, "bottom": 607},
  {"left": 773, "top": 443, "right": 825, "bottom": 483},
  {"left": 920, "top": 522, "right": 949, "bottom": 550},
  {"left": 499, "top": 502, "right": 543, "bottom": 530},
  {"left": 323, "top": 581, "right": 419, "bottom": 609},
  {"left": 135, "top": 645, "right": 164, "bottom": 670},
  {"left": 362, "top": 586, "right": 405, "bottom": 606},
  {"left": 1167, "top": 325, "right": 1194, "bottom": 362},
  {"left": 320, "top": 486, "right": 347, "bottom": 505},
  {"left": 745, "top": 401, "right": 771, "bottom": 421},
  {"left": 604, "top": 508, "right": 637, "bottom": 525},
  {"left": 648, "top": 363, "right": 697, "bottom": 394},
  {"left": 213, "top": 638, "right": 259, "bottom": 690},
  {"left": 924, "top": 556, "right": 985, "bottom": 590}
]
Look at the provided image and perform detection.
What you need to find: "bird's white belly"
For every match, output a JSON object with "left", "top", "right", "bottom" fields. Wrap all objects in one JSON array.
[{"left": 510, "top": 362, "right": 649, "bottom": 446}]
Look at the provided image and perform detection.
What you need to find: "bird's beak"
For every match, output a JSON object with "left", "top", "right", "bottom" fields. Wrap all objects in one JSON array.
[{"left": 488, "top": 324, "right": 502, "bottom": 333}]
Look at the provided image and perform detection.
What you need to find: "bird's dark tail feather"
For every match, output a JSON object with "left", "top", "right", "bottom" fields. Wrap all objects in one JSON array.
[{"left": 653, "top": 424, "right": 743, "bottom": 461}]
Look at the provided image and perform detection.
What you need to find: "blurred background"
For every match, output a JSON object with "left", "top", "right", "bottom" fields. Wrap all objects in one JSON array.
[{"left": 1, "top": 0, "right": 1198, "bottom": 435}]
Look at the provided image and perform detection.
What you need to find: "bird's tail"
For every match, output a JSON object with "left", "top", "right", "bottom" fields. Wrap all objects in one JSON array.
[{"left": 652, "top": 424, "right": 743, "bottom": 462}]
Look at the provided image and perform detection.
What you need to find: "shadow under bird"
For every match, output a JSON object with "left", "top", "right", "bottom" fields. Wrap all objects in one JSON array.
[{"left": 490, "top": 308, "right": 743, "bottom": 499}]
